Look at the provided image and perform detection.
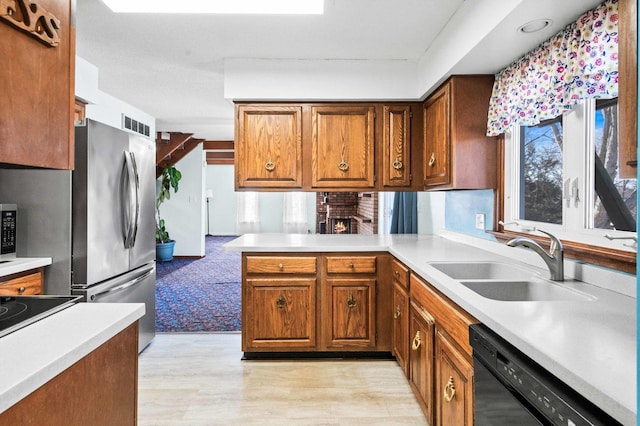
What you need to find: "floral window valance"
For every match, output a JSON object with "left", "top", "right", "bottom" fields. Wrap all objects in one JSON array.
[{"left": 486, "top": 0, "right": 619, "bottom": 136}]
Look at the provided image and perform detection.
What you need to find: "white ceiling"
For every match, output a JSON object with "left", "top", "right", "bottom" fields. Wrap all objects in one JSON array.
[{"left": 75, "top": 0, "right": 602, "bottom": 140}]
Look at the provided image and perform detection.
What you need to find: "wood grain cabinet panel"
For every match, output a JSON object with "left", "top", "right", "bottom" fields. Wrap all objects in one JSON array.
[
  {"left": 383, "top": 105, "right": 412, "bottom": 187},
  {"left": 311, "top": 105, "right": 375, "bottom": 188},
  {"left": 423, "top": 75, "right": 497, "bottom": 190},
  {"left": 619, "top": 0, "right": 637, "bottom": 178},
  {"left": 409, "top": 299, "right": 435, "bottom": 424},
  {"left": 0, "top": 0, "right": 75, "bottom": 169},
  {"left": 246, "top": 256, "right": 317, "bottom": 274},
  {"left": 235, "top": 105, "right": 303, "bottom": 188},
  {"left": 392, "top": 281, "right": 410, "bottom": 378},
  {"left": 435, "top": 329, "right": 474, "bottom": 426},
  {"left": 326, "top": 256, "right": 376, "bottom": 274},
  {"left": 0, "top": 268, "right": 43, "bottom": 295},
  {"left": 244, "top": 278, "right": 316, "bottom": 350},
  {"left": 323, "top": 278, "right": 376, "bottom": 349}
]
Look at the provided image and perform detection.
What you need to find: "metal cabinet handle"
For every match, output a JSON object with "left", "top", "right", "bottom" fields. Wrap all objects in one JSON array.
[
  {"left": 338, "top": 161, "right": 349, "bottom": 172},
  {"left": 411, "top": 330, "right": 422, "bottom": 350},
  {"left": 349, "top": 262, "right": 354, "bottom": 269},
  {"left": 444, "top": 376, "right": 456, "bottom": 402},
  {"left": 347, "top": 294, "right": 357, "bottom": 309},
  {"left": 428, "top": 152, "right": 436, "bottom": 167},
  {"left": 265, "top": 160, "right": 275, "bottom": 171},
  {"left": 18, "top": 286, "right": 26, "bottom": 293},
  {"left": 393, "top": 305, "right": 401, "bottom": 319},
  {"left": 278, "top": 263, "right": 284, "bottom": 270},
  {"left": 392, "top": 157, "right": 403, "bottom": 170},
  {"left": 394, "top": 270, "right": 400, "bottom": 277},
  {"left": 276, "top": 295, "right": 287, "bottom": 309}
]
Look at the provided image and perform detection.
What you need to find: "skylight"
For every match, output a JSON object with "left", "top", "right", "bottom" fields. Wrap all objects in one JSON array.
[{"left": 101, "top": 0, "right": 324, "bottom": 14}]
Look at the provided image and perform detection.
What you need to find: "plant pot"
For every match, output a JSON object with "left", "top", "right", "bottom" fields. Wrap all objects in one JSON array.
[{"left": 156, "top": 240, "right": 176, "bottom": 262}]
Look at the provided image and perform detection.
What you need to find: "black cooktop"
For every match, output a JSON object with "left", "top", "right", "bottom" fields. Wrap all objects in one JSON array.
[{"left": 0, "top": 295, "right": 81, "bottom": 338}]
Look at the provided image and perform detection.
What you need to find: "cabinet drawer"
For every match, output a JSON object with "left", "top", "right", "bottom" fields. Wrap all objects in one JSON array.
[
  {"left": 391, "top": 258, "right": 409, "bottom": 289},
  {"left": 326, "top": 256, "right": 376, "bottom": 274},
  {"left": 246, "top": 256, "right": 317, "bottom": 274},
  {"left": 410, "top": 273, "right": 478, "bottom": 358},
  {"left": 0, "top": 269, "right": 43, "bottom": 295}
]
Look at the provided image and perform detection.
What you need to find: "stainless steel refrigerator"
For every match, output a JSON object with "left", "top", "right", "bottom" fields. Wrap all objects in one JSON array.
[{"left": 71, "top": 119, "right": 156, "bottom": 352}]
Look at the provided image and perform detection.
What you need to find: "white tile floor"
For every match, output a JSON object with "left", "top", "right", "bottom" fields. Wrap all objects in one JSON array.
[{"left": 138, "top": 333, "right": 427, "bottom": 425}]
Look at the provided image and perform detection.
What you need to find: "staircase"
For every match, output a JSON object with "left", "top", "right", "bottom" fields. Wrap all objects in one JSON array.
[{"left": 155, "top": 132, "right": 234, "bottom": 177}]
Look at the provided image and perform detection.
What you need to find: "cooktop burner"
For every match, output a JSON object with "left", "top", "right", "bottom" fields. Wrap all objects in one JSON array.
[{"left": 0, "top": 295, "right": 81, "bottom": 339}]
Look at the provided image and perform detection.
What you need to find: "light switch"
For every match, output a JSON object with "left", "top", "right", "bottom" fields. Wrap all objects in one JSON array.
[{"left": 475, "top": 213, "right": 485, "bottom": 230}]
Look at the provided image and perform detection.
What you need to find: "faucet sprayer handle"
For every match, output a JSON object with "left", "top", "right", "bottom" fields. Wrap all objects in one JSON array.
[{"left": 536, "top": 229, "right": 563, "bottom": 253}]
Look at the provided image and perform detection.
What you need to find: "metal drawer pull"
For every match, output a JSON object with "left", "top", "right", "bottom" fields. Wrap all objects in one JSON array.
[
  {"left": 411, "top": 330, "right": 421, "bottom": 350},
  {"left": 347, "top": 294, "right": 357, "bottom": 308},
  {"left": 276, "top": 295, "right": 287, "bottom": 309},
  {"left": 18, "top": 286, "right": 26, "bottom": 293},
  {"left": 428, "top": 152, "right": 436, "bottom": 167},
  {"left": 278, "top": 263, "right": 284, "bottom": 270},
  {"left": 265, "top": 160, "right": 275, "bottom": 171},
  {"left": 444, "top": 376, "right": 456, "bottom": 402},
  {"left": 349, "top": 262, "right": 354, "bottom": 269},
  {"left": 393, "top": 305, "right": 401, "bottom": 319},
  {"left": 392, "top": 157, "right": 403, "bottom": 170},
  {"left": 338, "top": 161, "right": 349, "bottom": 172},
  {"left": 394, "top": 270, "right": 400, "bottom": 277}
]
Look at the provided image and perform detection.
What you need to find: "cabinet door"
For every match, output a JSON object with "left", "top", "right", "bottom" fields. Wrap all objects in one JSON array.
[
  {"left": 392, "top": 281, "right": 409, "bottom": 378},
  {"left": 236, "top": 105, "right": 303, "bottom": 188},
  {"left": 383, "top": 105, "right": 411, "bottom": 187},
  {"left": 244, "top": 278, "right": 316, "bottom": 350},
  {"left": 423, "top": 83, "right": 451, "bottom": 187},
  {"left": 311, "top": 106, "right": 375, "bottom": 188},
  {"left": 409, "top": 300, "right": 435, "bottom": 424},
  {"left": 435, "top": 329, "right": 474, "bottom": 426},
  {"left": 0, "top": 0, "right": 74, "bottom": 169},
  {"left": 323, "top": 278, "right": 376, "bottom": 349}
]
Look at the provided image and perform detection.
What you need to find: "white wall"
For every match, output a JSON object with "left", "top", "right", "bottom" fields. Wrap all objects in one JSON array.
[
  {"left": 76, "top": 56, "right": 156, "bottom": 135},
  {"left": 160, "top": 146, "right": 206, "bottom": 256}
]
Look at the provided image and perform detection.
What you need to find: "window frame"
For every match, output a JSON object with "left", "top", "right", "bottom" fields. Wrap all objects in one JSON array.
[{"left": 493, "top": 100, "right": 636, "bottom": 274}]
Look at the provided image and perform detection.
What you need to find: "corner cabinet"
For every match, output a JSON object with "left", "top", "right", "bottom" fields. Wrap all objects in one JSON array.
[
  {"left": 391, "top": 258, "right": 410, "bottom": 378},
  {"left": 311, "top": 105, "right": 375, "bottom": 189},
  {"left": 235, "top": 105, "right": 303, "bottom": 189},
  {"left": 0, "top": 0, "right": 75, "bottom": 169},
  {"left": 423, "top": 75, "right": 497, "bottom": 189},
  {"left": 242, "top": 253, "right": 391, "bottom": 355}
]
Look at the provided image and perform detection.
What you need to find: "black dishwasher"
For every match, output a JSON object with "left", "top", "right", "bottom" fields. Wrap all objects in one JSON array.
[{"left": 469, "top": 324, "right": 622, "bottom": 426}]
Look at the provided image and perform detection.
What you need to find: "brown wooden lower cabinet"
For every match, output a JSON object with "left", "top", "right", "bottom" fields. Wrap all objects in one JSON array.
[
  {"left": 435, "top": 328, "right": 474, "bottom": 426},
  {"left": 0, "top": 323, "right": 139, "bottom": 426},
  {"left": 0, "top": 268, "right": 44, "bottom": 295},
  {"left": 408, "top": 299, "right": 435, "bottom": 424},
  {"left": 242, "top": 253, "right": 390, "bottom": 354},
  {"left": 392, "top": 280, "right": 410, "bottom": 378}
]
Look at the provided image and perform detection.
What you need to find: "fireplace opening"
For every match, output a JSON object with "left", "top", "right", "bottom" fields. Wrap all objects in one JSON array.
[{"left": 331, "top": 218, "right": 351, "bottom": 234}]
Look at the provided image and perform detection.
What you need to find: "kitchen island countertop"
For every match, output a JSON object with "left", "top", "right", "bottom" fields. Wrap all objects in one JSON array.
[
  {"left": 0, "top": 302, "right": 144, "bottom": 414},
  {"left": 225, "top": 233, "right": 637, "bottom": 425},
  {"left": 0, "top": 257, "right": 52, "bottom": 278}
]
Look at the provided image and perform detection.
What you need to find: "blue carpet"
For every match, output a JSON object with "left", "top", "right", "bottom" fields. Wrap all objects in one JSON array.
[{"left": 155, "top": 236, "right": 241, "bottom": 332}]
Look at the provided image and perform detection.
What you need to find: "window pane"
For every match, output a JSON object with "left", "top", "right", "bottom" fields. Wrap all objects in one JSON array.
[
  {"left": 519, "top": 120, "right": 563, "bottom": 224},
  {"left": 593, "top": 100, "right": 637, "bottom": 231}
]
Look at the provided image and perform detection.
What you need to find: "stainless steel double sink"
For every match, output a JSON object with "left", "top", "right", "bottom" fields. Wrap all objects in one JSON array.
[{"left": 429, "top": 261, "right": 594, "bottom": 302}]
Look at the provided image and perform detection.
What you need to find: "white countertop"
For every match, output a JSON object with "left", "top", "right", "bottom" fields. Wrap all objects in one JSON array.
[
  {"left": 225, "top": 233, "right": 637, "bottom": 425},
  {"left": 0, "top": 257, "right": 52, "bottom": 278},
  {"left": 0, "top": 302, "right": 144, "bottom": 414}
]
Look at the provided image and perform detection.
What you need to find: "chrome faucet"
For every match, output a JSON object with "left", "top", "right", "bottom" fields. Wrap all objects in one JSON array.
[{"left": 506, "top": 230, "right": 564, "bottom": 281}]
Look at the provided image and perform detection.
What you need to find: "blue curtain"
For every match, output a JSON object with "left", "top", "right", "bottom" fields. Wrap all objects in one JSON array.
[{"left": 390, "top": 192, "right": 417, "bottom": 234}]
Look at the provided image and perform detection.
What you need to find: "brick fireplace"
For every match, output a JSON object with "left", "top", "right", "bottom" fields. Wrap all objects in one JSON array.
[{"left": 316, "top": 192, "right": 378, "bottom": 234}]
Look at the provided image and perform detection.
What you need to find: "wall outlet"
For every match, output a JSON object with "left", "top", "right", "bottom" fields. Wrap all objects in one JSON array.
[{"left": 475, "top": 213, "right": 485, "bottom": 230}]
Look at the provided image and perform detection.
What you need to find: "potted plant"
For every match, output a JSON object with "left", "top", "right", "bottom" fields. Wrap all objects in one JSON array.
[{"left": 156, "top": 164, "right": 182, "bottom": 261}]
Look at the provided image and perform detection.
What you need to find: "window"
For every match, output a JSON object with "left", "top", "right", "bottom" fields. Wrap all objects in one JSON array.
[
  {"left": 282, "top": 192, "right": 308, "bottom": 233},
  {"left": 504, "top": 98, "right": 637, "bottom": 252},
  {"left": 236, "top": 192, "right": 260, "bottom": 234}
]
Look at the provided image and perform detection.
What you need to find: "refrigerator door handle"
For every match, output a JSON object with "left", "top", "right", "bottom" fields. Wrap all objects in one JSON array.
[
  {"left": 89, "top": 269, "right": 153, "bottom": 301},
  {"left": 122, "top": 151, "right": 140, "bottom": 249},
  {"left": 129, "top": 151, "right": 141, "bottom": 247}
]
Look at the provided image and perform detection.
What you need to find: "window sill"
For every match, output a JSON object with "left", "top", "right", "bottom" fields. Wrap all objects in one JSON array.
[{"left": 489, "top": 230, "right": 636, "bottom": 275}]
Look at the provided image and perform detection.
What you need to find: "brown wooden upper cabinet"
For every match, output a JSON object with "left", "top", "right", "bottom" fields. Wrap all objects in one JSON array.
[
  {"left": 0, "top": 0, "right": 75, "bottom": 169},
  {"left": 235, "top": 105, "right": 303, "bottom": 189},
  {"left": 311, "top": 105, "right": 375, "bottom": 189},
  {"left": 423, "top": 75, "right": 497, "bottom": 190},
  {"left": 383, "top": 105, "right": 412, "bottom": 187},
  {"left": 618, "top": 0, "right": 637, "bottom": 179}
]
